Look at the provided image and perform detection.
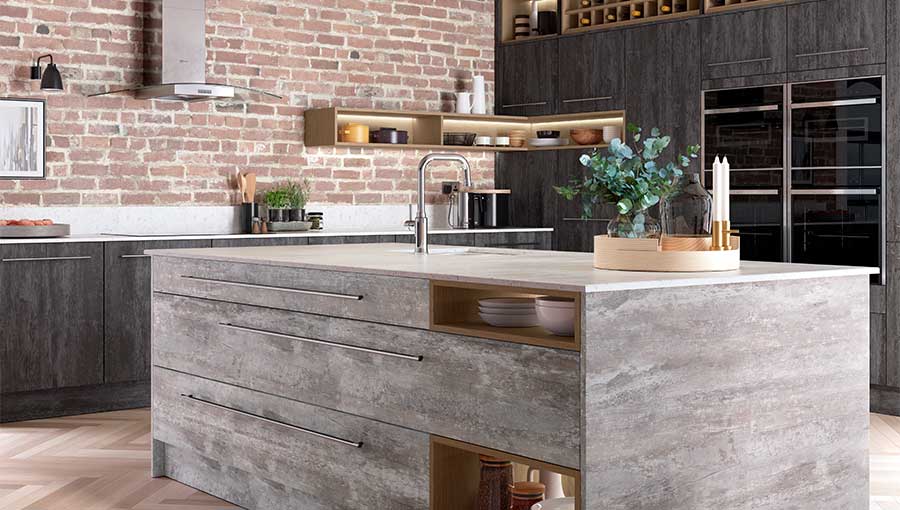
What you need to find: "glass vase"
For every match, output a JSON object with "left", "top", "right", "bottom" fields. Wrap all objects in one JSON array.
[
  {"left": 608, "top": 208, "right": 661, "bottom": 238},
  {"left": 660, "top": 173, "right": 713, "bottom": 236}
]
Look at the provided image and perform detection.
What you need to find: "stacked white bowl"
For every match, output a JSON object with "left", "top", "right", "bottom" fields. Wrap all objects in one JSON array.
[
  {"left": 535, "top": 296, "right": 576, "bottom": 336},
  {"left": 478, "top": 298, "right": 538, "bottom": 328}
]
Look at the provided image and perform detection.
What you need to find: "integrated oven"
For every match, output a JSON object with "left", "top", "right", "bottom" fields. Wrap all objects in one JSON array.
[{"left": 703, "top": 77, "right": 884, "bottom": 282}]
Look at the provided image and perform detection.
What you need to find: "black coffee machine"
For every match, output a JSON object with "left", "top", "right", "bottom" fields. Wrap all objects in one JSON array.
[{"left": 443, "top": 182, "right": 511, "bottom": 229}]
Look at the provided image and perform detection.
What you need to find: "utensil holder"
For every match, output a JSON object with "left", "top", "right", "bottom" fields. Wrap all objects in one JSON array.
[{"left": 240, "top": 203, "right": 260, "bottom": 234}]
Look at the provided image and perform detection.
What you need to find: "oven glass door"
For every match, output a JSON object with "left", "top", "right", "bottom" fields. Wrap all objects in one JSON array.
[
  {"left": 704, "top": 86, "right": 784, "bottom": 174},
  {"left": 731, "top": 191, "right": 784, "bottom": 262},
  {"left": 791, "top": 77, "right": 882, "bottom": 169},
  {"left": 791, "top": 190, "right": 880, "bottom": 282}
]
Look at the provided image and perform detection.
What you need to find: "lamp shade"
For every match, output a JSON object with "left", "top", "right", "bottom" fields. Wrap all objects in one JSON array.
[{"left": 40, "top": 63, "right": 63, "bottom": 91}]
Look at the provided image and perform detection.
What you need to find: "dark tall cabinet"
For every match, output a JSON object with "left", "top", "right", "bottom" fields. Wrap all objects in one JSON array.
[
  {"left": 787, "top": 0, "right": 886, "bottom": 71},
  {"left": 558, "top": 31, "right": 625, "bottom": 113},
  {"left": 497, "top": 39, "right": 558, "bottom": 116},
  {"left": 625, "top": 19, "right": 702, "bottom": 153},
  {"left": 0, "top": 243, "right": 104, "bottom": 394},
  {"left": 701, "top": 7, "right": 787, "bottom": 80}
]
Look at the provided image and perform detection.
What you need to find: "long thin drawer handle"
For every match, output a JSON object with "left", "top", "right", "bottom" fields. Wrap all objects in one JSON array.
[
  {"left": 181, "top": 394, "right": 364, "bottom": 449},
  {"left": 502, "top": 101, "right": 548, "bottom": 108},
  {"left": 707, "top": 56, "right": 772, "bottom": 67},
  {"left": 120, "top": 254, "right": 151, "bottom": 259},
  {"left": 562, "top": 96, "right": 612, "bottom": 103},
  {"left": 180, "top": 275, "right": 363, "bottom": 301},
  {"left": 220, "top": 323, "right": 424, "bottom": 362},
  {"left": 795, "top": 47, "right": 868, "bottom": 58},
  {"left": 1, "top": 256, "right": 92, "bottom": 262}
]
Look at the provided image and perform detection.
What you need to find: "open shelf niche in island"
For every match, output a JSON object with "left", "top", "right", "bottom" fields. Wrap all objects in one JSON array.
[
  {"left": 431, "top": 436, "right": 581, "bottom": 510},
  {"left": 303, "top": 107, "right": 624, "bottom": 153},
  {"left": 429, "top": 280, "right": 581, "bottom": 351}
]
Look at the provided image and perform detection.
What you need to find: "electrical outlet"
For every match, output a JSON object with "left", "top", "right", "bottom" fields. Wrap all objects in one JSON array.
[{"left": 441, "top": 181, "right": 459, "bottom": 194}]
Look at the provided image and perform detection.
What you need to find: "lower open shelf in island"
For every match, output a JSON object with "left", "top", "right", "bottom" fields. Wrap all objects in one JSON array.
[
  {"left": 429, "top": 280, "right": 582, "bottom": 351},
  {"left": 430, "top": 436, "right": 581, "bottom": 510}
]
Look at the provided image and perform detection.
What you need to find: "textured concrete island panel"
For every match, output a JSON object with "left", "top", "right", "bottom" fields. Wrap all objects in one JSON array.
[{"left": 582, "top": 276, "right": 870, "bottom": 509}]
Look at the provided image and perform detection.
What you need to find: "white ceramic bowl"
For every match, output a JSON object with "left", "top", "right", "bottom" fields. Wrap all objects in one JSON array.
[
  {"left": 479, "top": 311, "right": 539, "bottom": 328},
  {"left": 536, "top": 303, "right": 576, "bottom": 336},
  {"left": 532, "top": 497, "right": 575, "bottom": 510},
  {"left": 602, "top": 125, "right": 622, "bottom": 144},
  {"left": 478, "top": 298, "right": 535, "bottom": 309},
  {"left": 478, "top": 306, "right": 536, "bottom": 316},
  {"left": 535, "top": 296, "right": 575, "bottom": 309},
  {"left": 496, "top": 136, "right": 511, "bottom": 146}
]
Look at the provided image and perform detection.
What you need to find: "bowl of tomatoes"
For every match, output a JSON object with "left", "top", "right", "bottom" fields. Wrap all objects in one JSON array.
[{"left": 0, "top": 219, "right": 70, "bottom": 238}]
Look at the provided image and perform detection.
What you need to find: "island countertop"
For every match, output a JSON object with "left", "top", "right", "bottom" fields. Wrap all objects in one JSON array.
[{"left": 146, "top": 242, "right": 877, "bottom": 293}]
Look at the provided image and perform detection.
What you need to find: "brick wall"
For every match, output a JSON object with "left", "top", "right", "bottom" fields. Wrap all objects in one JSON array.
[{"left": 0, "top": 0, "right": 496, "bottom": 207}]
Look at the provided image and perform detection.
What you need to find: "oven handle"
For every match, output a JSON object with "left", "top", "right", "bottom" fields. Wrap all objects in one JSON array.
[
  {"left": 704, "top": 167, "right": 785, "bottom": 173},
  {"left": 790, "top": 98, "right": 878, "bottom": 110},
  {"left": 730, "top": 190, "right": 780, "bottom": 196},
  {"left": 703, "top": 104, "right": 780, "bottom": 115},
  {"left": 790, "top": 189, "right": 879, "bottom": 196}
]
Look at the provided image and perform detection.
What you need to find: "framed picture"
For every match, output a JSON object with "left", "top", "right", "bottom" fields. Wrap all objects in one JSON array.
[{"left": 0, "top": 98, "right": 46, "bottom": 179}]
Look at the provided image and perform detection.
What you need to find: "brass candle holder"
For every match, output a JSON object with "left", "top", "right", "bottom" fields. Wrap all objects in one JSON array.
[{"left": 711, "top": 220, "right": 738, "bottom": 251}]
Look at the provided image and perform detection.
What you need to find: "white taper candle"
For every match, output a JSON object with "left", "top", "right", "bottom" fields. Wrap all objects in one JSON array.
[{"left": 721, "top": 156, "right": 730, "bottom": 222}]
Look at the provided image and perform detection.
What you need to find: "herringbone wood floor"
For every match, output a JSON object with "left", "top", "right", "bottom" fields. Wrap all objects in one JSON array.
[
  {"left": 0, "top": 408, "right": 238, "bottom": 510},
  {"left": 3, "top": 409, "right": 900, "bottom": 509}
]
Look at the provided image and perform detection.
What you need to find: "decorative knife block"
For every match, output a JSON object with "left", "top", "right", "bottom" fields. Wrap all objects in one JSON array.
[{"left": 593, "top": 235, "right": 741, "bottom": 272}]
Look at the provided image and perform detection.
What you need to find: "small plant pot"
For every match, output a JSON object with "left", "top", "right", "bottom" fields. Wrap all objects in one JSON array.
[
  {"left": 268, "top": 208, "right": 286, "bottom": 223},
  {"left": 289, "top": 208, "right": 305, "bottom": 222}
]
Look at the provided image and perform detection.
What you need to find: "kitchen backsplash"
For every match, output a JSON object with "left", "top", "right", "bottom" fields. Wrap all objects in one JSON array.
[{"left": 0, "top": 1, "right": 496, "bottom": 208}]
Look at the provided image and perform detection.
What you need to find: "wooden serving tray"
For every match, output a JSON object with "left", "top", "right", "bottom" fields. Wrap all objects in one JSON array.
[
  {"left": 594, "top": 235, "right": 740, "bottom": 272},
  {"left": 0, "top": 224, "right": 70, "bottom": 238}
]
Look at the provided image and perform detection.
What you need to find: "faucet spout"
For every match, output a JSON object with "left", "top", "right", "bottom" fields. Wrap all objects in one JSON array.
[{"left": 411, "top": 153, "right": 471, "bottom": 254}]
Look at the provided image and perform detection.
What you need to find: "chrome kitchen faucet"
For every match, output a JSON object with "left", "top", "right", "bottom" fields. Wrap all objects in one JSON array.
[{"left": 405, "top": 153, "right": 472, "bottom": 254}]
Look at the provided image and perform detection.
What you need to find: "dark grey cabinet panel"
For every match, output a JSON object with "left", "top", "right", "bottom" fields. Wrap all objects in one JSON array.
[
  {"left": 553, "top": 149, "right": 614, "bottom": 252},
  {"left": 495, "top": 151, "right": 557, "bottom": 228},
  {"left": 429, "top": 233, "right": 474, "bottom": 246},
  {"left": 473, "top": 232, "right": 551, "bottom": 250},
  {"left": 308, "top": 235, "right": 396, "bottom": 245},
  {"left": 211, "top": 237, "right": 309, "bottom": 248},
  {"left": 625, "top": 20, "right": 702, "bottom": 154},
  {"left": 497, "top": 39, "right": 558, "bottom": 116},
  {"left": 558, "top": 31, "right": 625, "bottom": 113},
  {"left": 104, "top": 240, "right": 210, "bottom": 384},
  {"left": 702, "top": 7, "right": 787, "bottom": 80},
  {"left": 787, "top": 0, "right": 886, "bottom": 71},
  {"left": 0, "top": 243, "right": 104, "bottom": 393}
]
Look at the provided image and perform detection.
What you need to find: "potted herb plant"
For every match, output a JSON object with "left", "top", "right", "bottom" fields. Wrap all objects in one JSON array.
[
  {"left": 286, "top": 178, "right": 312, "bottom": 222},
  {"left": 555, "top": 124, "right": 700, "bottom": 238},
  {"left": 265, "top": 187, "right": 290, "bottom": 223}
]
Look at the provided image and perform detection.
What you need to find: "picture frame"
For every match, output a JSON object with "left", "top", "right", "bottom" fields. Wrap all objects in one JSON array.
[{"left": 0, "top": 97, "right": 46, "bottom": 179}]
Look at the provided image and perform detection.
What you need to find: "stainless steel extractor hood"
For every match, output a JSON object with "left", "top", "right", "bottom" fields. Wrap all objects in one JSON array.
[{"left": 88, "top": 0, "right": 280, "bottom": 102}]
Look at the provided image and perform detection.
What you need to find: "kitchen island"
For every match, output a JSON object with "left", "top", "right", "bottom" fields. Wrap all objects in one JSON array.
[{"left": 148, "top": 243, "right": 874, "bottom": 510}]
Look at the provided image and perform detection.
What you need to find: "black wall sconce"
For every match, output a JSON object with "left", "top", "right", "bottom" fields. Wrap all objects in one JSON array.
[{"left": 30, "top": 54, "right": 63, "bottom": 92}]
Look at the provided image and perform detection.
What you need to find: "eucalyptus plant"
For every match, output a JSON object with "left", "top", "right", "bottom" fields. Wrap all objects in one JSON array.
[{"left": 556, "top": 124, "right": 700, "bottom": 221}]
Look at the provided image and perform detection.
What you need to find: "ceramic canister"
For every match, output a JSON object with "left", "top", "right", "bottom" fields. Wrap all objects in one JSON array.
[
  {"left": 472, "top": 75, "right": 486, "bottom": 114},
  {"left": 457, "top": 92, "right": 472, "bottom": 114}
]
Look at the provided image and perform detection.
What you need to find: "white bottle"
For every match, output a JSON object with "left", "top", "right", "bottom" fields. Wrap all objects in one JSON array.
[{"left": 472, "top": 75, "right": 486, "bottom": 115}]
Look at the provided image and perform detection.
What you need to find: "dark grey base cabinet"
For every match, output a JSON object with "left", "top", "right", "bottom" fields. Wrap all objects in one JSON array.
[{"left": 105, "top": 240, "right": 210, "bottom": 383}]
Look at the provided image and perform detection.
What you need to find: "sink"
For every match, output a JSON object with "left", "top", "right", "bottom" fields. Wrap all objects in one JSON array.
[{"left": 387, "top": 247, "right": 529, "bottom": 256}]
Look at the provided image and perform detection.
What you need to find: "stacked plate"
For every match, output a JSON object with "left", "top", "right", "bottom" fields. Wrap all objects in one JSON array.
[
  {"left": 535, "top": 296, "right": 576, "bottom": 336},
  {"left": 478, "top": 298, "right": 538, "bottom": 328}
]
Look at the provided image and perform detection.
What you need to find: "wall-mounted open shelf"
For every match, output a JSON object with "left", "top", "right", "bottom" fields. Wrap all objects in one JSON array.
[
  {"left": 304, "top": 108, "right": 625, "bottom": 153},
  {"left": 499, "top": 0, "right": 560, "bottom": 44},
  {"left": 431, "top": 436, "right": 581, "bottom": 510},
  {"left": 429, "top": 280, "right": 582, "bottom": 351},
  {"left": 562, "top": 0, "right": 701, "bottom": 33},
  {"left": 703, "top": 0, "right": 783, "bottom": 13}
]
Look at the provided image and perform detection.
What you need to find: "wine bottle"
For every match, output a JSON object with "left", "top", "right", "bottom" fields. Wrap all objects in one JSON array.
[
  {"left": 606, "top": 10, "right": 617, "bottom": 21},
  {"left": 580, "top": 15, "right": 591, "bottom": 26},
  {"left": 632, "top": 5, "right": 643, "bottom": 18},
  {"left": 674, "top": 0, "right": 688, "bottom": 11},
  {"left": 618, "top": 7, "right": 630, "bottom": 21},
  {"left": 661, "top": 0, "right": 673, "bottom": 13}
]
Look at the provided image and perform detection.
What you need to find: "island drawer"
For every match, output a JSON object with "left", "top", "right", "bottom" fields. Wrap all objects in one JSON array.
[
  {"left": 152, "top": 366, "right": 429, "bottom": 510},
  {"left": 151, "top": 256, "right": 430, "bottom": 329},
  {"left": 153, "top": 292, "right": 581, "bottom": 468}
]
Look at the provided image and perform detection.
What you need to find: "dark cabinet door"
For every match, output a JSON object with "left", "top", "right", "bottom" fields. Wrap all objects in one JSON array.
[
  {"left": 553, "top": 149, "right": 615, "bottom": 252},
  {"left": 625, "top": 20, "right": 702, "bottom": 154},
  {"left": 558, "top": 31, "right": 625, "bottom": 113},
  {"left": 211, "top": 237, "right": 309, "bottom": 247},
  {"left": 497, "top": 39, "right": 558, "bottom": 116},
  {"left": 104, "top": 240, "right": 210, "bottom": 384},
  {"left": 495, "top": 151, "right": 557, "bottom": 228},
  {"left": 787, "top": 0, "right": 886, "bottom": 71},
  {"left": 0, "top": 243, "right": 104, "bottom": 393},
  {"left": 702, "top": 7, "right": 787, "bottom": 80}
]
